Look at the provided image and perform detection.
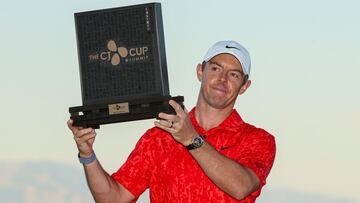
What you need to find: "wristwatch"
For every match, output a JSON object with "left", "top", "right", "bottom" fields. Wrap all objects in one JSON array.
[{"left": 186, "top": 134, "right": 205, "bottom": 150}]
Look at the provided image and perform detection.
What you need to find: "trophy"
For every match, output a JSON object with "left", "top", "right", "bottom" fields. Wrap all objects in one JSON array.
[{"left": 69, "top": 3, "right": 184, "bottom": 129}]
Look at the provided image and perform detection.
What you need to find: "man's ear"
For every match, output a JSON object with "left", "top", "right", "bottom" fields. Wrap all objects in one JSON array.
[
  {"left": 196, "top": 63, "right": 203, "bottom": 81},
  {"left": 238, "top": 80, "right": 251, "bottom": 95}
]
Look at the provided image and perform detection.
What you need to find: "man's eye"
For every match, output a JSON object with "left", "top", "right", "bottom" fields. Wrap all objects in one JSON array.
[
  {"left": 230, "top": 72, "right": 241, "bottom": 78},
  {"left": 211, "top": 66, "right": 220, "bottom": 71}
]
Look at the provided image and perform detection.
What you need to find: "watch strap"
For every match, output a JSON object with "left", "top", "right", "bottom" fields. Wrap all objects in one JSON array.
[
  {"left": 78, "top": 152, "right": 96, "bottom": 165},
  {"left": 186, "top": 143, "right": 198, "bottom": 150}
]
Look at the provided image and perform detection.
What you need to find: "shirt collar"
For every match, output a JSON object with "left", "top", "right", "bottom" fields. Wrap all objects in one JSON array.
[{"left": 189, "top": 107, "right": 245, "bottom": 135}]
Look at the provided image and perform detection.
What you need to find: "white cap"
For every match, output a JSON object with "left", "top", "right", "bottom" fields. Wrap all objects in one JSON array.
[{"left": 203, "top": 40, "right": 251, "bottom": 77}]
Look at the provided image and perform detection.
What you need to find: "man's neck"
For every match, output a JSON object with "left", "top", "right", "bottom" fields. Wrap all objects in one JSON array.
[{"left": 194, "top": 99, "right": 234, "bottom": 131}]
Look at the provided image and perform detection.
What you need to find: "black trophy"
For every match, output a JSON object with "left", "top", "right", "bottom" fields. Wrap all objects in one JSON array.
[{"left": 69, "top": 3, "right": 184, "bottom": 129}]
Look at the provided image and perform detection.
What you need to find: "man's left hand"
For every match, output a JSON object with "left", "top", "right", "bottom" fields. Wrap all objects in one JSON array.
[{"left": 154, "top": 100, "right": 197, "bottom": 146}]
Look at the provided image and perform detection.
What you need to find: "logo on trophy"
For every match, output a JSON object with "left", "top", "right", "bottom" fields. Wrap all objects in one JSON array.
[
  {"left": 88, "top": 39, "right": 149, "bottom": 66},
  {"left": 69, "top": 3, "right": 184, "bottom": 128}
]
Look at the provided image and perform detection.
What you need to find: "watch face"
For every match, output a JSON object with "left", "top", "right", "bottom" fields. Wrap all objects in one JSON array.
[{"left": 193, "top": 136, "right": 203, "bottom": 148}]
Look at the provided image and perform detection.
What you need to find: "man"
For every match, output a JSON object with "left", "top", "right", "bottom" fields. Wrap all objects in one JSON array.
[{"left": 68, "top": 40, "right": 276, "bottom": 203}]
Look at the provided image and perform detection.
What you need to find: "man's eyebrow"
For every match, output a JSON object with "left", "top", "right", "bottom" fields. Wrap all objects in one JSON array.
[
  {"left": 230, "top": 69, "right": 243, "bottom": 73},
  {"left": 209, "top": 61, "right": 223, "bottom": 68},
  {"left": 209, "top": 61, "right": 243, "bottom": 74}
]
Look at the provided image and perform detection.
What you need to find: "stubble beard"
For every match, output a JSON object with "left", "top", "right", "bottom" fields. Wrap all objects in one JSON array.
[{"left": 199, "top": 86, "right": 236, "bottom": 110}]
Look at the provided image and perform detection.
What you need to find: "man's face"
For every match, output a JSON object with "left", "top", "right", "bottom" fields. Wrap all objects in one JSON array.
[{"left": 197, "top": 53, "right": 250, "bottom": 109}]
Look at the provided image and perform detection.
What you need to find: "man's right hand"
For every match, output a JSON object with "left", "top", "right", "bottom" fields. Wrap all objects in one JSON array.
[
  {"left": 67, "top": 119, "right": 97, "bottom": 158},
  {"left": 66, "top": 120, "right": 135, "bottom": 203}
]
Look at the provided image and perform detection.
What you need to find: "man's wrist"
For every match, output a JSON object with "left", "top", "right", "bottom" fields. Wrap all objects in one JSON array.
[
  {"left": 182, "top": 131, "right": 198, "bottom": 146},
  {"left": 185, "top": 134, "right": 205, "bottom": 150},
  {"left": 78, "top": 152, "right": 97, "bottom": 165}
]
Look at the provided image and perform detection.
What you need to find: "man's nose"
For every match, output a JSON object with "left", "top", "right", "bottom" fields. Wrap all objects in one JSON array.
[{"left": 217, "top": 71, "right": 227, "bottom": 82}]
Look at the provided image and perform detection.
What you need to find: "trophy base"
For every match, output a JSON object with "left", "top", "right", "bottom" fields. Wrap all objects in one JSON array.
[{"left": 69, "top": 96, "right": 184, "bottom": 129}]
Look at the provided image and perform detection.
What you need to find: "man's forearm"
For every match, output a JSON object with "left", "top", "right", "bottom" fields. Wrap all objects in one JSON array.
[
  {"left": 189, "top": 142, "right": 260, "bottom": 200},
  {"left": 82, "top": 159, "right": 133, "bottom": 203},
  {"left": 68, "top": 120, "right": 134, "bottom": 202}
]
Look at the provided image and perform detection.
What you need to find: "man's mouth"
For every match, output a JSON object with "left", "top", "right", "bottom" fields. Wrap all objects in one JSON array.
[{"left": 211, "top": 84, "right": 227, "bottom": 94}]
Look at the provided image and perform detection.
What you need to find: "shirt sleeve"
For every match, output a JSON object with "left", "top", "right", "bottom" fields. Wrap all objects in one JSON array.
[
  {"left": 234, "top": 129, "right": 276, "bottom": 188},
  {"left": 111, "top": 130, "right": 155, "bottom": 199}
]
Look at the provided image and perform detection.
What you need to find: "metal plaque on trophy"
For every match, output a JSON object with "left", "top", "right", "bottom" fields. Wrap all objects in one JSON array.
[{"left": 69, "top": 3, "right": 184, "bottom": 129}]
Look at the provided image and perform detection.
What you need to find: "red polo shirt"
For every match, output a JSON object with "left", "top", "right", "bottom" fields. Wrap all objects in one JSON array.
[{"left": 112, "top": 108, "right": 276, "bottom": 202}]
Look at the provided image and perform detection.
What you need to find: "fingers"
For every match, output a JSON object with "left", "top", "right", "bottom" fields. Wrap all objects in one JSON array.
[
  {"left": 68, "top": 119, "right": 95, "bottom": 142},
  {"left": 158, "top": 112, "right": 178, "bottom": 122},
  {"left": 67, "top": 119, "right": 83, "bottom": 135},
  {"left": 67, "top": 119, "right": 96, "bottom": 157},
  {"left": 154, "top": 118, "right": 173, "bottom": 128},
  {"left": 67, "top": 119, "right": 74, "bottom": 130},
  {"left": 74, "top": 128, "right": 95, "bottom": 140},
  {"left": 169, "top": 100, "right": 184, "bottom": 115},
  {"left": 73, "top": 128, "right": 96, "bottom": 152},
  {"left": 156, "top": 100, "right": 187, "bottom": 131},
  {"left": 154, "top": 120, "right": 176, "bottom": 133},
  {"left": 157, "top": 100, "right": 185, "bottom": 120},
  {"left": 75, "top": 130, "right": 96, "bottom": 143}
]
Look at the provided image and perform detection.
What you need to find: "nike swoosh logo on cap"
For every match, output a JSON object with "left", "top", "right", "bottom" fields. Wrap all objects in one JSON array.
[{"left": 225, "top": 45, "right": 241, "bottom": 51}]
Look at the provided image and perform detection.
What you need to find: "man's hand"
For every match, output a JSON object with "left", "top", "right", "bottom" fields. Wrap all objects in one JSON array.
[
  {"left": 154, "top": 100, "right": 197, "bottom": 146},
  {"left": 67, "top": 119, "right": 97, "bottom": 158}
]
